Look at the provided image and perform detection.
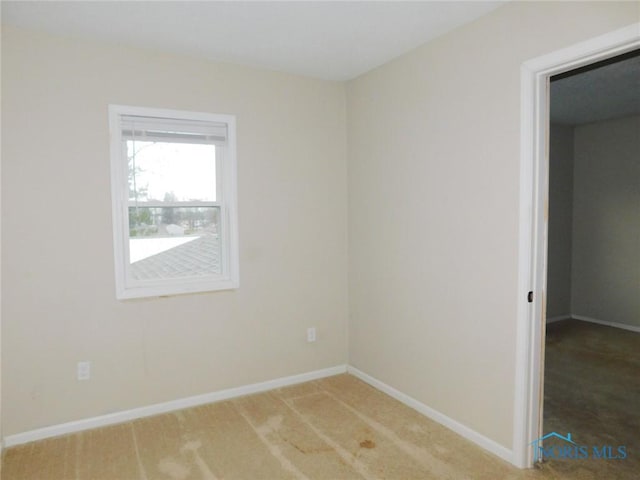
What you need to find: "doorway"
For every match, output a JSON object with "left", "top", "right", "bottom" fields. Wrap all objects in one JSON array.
[
  {"left": 542, "top": 50, "right": 640, "bottom": 476},
  {"left": 513, "top": 23, "right": 640, "bottom": 469}
]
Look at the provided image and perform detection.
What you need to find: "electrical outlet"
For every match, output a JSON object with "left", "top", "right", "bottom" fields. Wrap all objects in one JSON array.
[
  {"left": 307, "top": 327, "right": 317, "bottom": 343},
  {"left": 77, "top": 361, "right": 91, "bottom": 381}
]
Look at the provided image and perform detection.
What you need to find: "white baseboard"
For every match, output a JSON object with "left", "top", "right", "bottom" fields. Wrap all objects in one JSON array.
[
  {"left": 572, "top": 315, "right": 640, "bottom": 334},
  {"left": 546, "top": 315, "right": 640, "bottom": 334},
  {"left": 3, "top": 365, "right": 347, "bottom": 448},
  {"left": 546, "top": 315, "right": 571, "bottom": 324},
  {"left": 347, "top": 366, "right": 514, "bottom": 466},
  {"left": 4, "top": 363, "right": 520, "bottom": 468}
]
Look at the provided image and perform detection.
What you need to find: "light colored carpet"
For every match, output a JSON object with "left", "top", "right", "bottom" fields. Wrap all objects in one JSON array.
[{"left": 0, "top": 373, "right": 627, "bottom": 479}]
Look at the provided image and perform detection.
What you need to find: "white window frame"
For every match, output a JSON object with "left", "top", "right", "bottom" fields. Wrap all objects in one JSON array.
[{"left": 109, "top": 105, "right": 239, "bottom": 299}]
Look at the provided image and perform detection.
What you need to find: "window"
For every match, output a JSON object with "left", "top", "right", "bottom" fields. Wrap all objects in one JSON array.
[{"left": 109, "top": 105, "right": 238, "bottom": 299}]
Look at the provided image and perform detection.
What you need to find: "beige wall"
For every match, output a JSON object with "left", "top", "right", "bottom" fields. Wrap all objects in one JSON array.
[
  {"left": 547, "top": 124, "right": 575, "bottom": 319},
  {"left": 347, "top": 1, "right": 638, "bottom": 449},
  {"left": 572, "top": 115, "right": 640, "bottom": 327},
  {"left": 1, "top": 26, "right": 348, "bottom": 436}
]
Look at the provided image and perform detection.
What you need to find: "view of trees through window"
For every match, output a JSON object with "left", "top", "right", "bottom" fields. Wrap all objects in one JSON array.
[{"left": 126, "top": 140, "right": 221, "bottom": 267}]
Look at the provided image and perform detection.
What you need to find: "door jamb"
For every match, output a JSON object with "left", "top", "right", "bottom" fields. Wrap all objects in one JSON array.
[{"left": 513, "top": 22, "right": 640, "bottom": 469}]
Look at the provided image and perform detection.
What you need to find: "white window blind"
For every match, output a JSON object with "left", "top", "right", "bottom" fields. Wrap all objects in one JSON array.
[{"left": 120, "top": 115, "right": 228, "bottom": 145}]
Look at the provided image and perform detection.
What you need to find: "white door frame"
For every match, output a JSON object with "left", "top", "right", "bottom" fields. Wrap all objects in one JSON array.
[{"left": 512, "top": 23, "right": 640, "bottom": 469}]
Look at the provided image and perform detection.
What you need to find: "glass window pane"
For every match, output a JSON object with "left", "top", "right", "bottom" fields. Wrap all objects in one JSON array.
[
  {"left": 127, "top": 141, "right": 216, "bottom": 202},
  {"left": 128, "top": 206, "right": 221, "bottom": 280}
]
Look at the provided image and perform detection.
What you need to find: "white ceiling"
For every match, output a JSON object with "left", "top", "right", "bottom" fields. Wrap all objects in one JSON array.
[
  {"left": 551, "top": 52, "right": 640, "bottom": 126},
  {"left": 1, "top": 1, "right": 505, "bottom": 81}
]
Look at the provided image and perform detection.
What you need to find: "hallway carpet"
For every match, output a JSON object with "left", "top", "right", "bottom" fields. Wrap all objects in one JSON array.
[
  {"left": 2, "top": 369, "right": 635, "bottom": 479},
  {"left": 543, "top": 319, "right": 640, "bottom": 479}
]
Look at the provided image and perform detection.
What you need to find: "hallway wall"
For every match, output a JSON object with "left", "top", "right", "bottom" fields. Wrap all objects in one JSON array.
[
  {"left": 547, "top": 115, "right": 640, "bottom": 328},
  {"left": 547, "top": 124, "right": 575, "bottom": 319},
  {"left": 571, "top": 115, "right": 640, "bottom": 327}
]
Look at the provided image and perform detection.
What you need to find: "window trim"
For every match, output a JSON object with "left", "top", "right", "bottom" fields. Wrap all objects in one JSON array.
[{"left": 109, "top": 104, "right": 239, "bottom": 299}]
